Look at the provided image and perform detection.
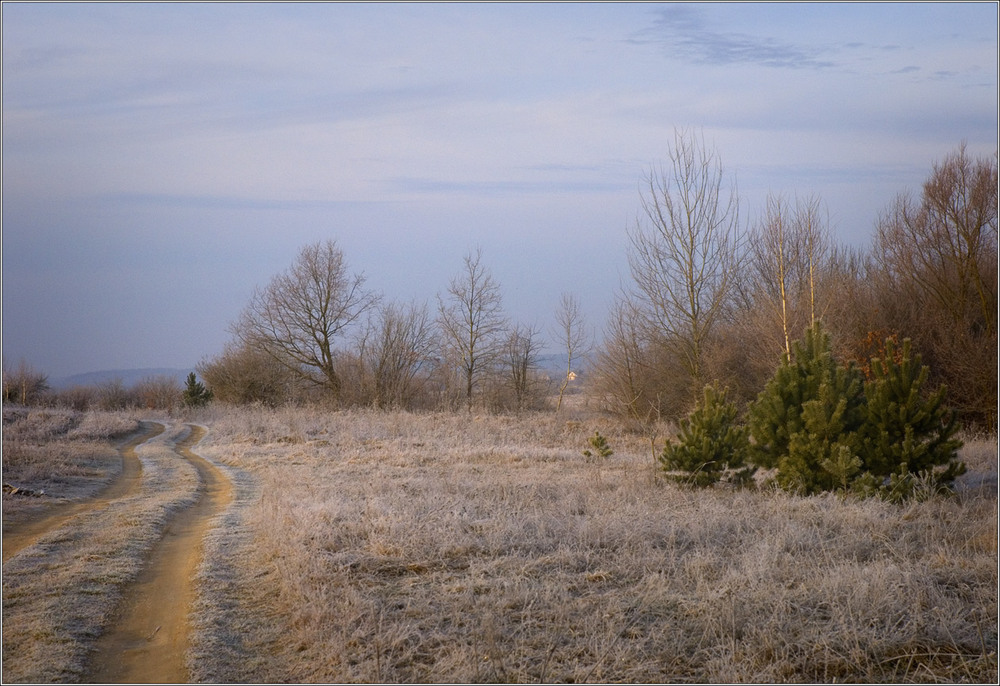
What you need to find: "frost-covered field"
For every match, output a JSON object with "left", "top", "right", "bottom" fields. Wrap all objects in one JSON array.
[
  {"left": 188, "top": 405, "right": 998, "bottom": 683},
  {"left": 2, "top": 408, "right": 141, "bottom": 517}
]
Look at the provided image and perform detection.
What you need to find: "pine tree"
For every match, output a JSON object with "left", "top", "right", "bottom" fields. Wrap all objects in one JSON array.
[
  {"left": 860, "top": 337, "right": 964, "bottom": 497},
  {"left": 781, "top": 370, "right": 866, "bottom": 494},
  {"left": 749, "top": 321, "right": 833, "bottom": 466},
  {"left": 749, "top": 322, "right": 867, "bottom": 494},
  {"left": 660, "top": 384, "right": 754, "bottom": 487},
  {"left": 182, "top": 372, "right": 213, "bottom": 408}
]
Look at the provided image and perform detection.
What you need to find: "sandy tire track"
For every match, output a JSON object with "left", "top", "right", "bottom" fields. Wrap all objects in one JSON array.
[
  {"left": 2, "top": 421, "right": 165, "bottom": 564},
  {"left": 83, "top": 424, "right": 234, "bottom": 684}
]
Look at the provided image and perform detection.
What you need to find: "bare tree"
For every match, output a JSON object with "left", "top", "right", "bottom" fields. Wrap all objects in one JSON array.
[
  {"left": 436, "top": 248, "right": 507, "bottom": 411},
  {"left": 751, "top": 194, "right": 795, "bottom": 356},
  {"left": 233, "top": 240, "right": 380, "bottom": 399},
  {"left": 503, "top": 322, "right": 544, "bottom": 412},
  {"left": 796, "top": 195, "right": 830, "bottom": 325},
  {"left": 626, "top": 129, "right": 744, "bottom": 401},
  {"left": 873, "top": 143, "right": 998, "bottom": 425},
  {"left": 356, "top": 300, "right": 436, "bottom": 409},
  {"left": 552, "top": 293, "right": 591, "bottom": 412},
  {"left": 875, "top": 143, "right": 997, "bottom": 334},
  {"left": 746, "top": 193, "right": 830, "bottom": 359}
]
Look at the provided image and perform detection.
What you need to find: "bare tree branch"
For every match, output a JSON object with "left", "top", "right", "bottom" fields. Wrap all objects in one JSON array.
[
  {"left": 436, "top": 248, "right": 507, "bottom": 411},
  {"left": 232, "top": 240, "right": 380, "bottom": 398},
  {"left": 626, "top": 129, "right": 744, "bottom": 396},
  {"left": 552, "top": 292, "right": 591, "bottom": 412}
]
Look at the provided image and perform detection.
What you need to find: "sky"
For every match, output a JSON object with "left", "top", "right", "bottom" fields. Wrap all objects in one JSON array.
[{"left": 2, "top": 2, "right": 997, "bottom": 380}]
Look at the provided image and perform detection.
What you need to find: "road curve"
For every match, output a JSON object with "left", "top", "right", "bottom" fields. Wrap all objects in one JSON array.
[{"left": 84, "top": 424, "right": 234, "bottom": 684}]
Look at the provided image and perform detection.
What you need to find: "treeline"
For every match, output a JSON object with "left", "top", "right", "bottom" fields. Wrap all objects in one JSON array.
[
  {"left": 197, "top": 244, "right": 570, "bottom": 412},
  {"left": 196, "top": 136, "right": 994, "bottom": 427},
  {"left": 5, "top": 136, "right": 995, "bottom": 428},
  {"left": 1, "top": 364, "right": 211, "bottom": 412},
  {"left": 591, "top": 133, "right": 997, "bottom": 430}
]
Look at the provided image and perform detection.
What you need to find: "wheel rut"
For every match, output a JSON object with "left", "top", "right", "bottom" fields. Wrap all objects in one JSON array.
[
  {"left": 2, "top": 421, "right": 165, "bottom": 564},
  {"left": 84, "top": 424, "right": 234, "bottom": 684}
]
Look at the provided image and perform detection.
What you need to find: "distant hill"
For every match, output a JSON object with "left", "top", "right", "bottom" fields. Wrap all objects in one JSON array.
[
  {"left": 48, "top": 357, "right": 589, "bottom": 391},
  {"left": 51, "top": 368, "right": 195, "bottom": 390},
  {"left": 535, "top": 353, "right": 593, "bottom": 378}
]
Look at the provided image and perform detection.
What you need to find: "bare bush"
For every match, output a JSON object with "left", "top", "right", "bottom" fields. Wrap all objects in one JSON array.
[
  {"left": 355, "top": 300, "right": 437, "bottom": 409},
  {"left": 198, "top": 341, "right": 303, "bottom": 406},
  {"left": 2, "top": 358, "right": 49, "bottom": 406},
  {"left": 93, "top": 378, "right": 134, "bottom": 411},
  {"left": 50, "top": 385, "right": 97, "bottom": 411},
  {"left": 590, "top": 297, "right": 689, "bottom": 425},
  {"left": 133, "top": 375, "right": 181, "bottom": 410}
]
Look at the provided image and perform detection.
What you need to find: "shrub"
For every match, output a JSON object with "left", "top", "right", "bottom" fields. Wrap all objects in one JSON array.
[
  {"left": 135, "top": 375, "right": 182, "bottom": 410},
  {"left": 2, "top": 359, "right": 49, "bottom": 405},
  {"left": 182, "top": 372, "right": 213, "bottom": 408},
  {"left": 659, "top": 384, "right": 754, "bottom": 487},
  {"left": 94, "top": 378, "right": 134, "bottom": 411},
  {"left": 198, "top": 342, "right": 301, "bottom": 406}
]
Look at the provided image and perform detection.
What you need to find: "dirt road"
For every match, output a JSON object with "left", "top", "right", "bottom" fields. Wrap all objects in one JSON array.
[
  {"left": 84, "top": 425, "right": 234, "bottom": 683},
  {"left": 2, "top": 422, "right": 233, "bottom": 684}
]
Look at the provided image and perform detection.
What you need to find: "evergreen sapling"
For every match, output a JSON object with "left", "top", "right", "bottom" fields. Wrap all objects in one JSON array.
[
  {"left": 660, "top": 384, "right": 754, "bottom": 487},
  {"left": 749, "top": 322, "right": 867, "bottom": 494},
  {"left": 582, "top": 431, "right": 614, "bottom": 461},
  {"left": 182, "top": 372, "right": 213, "bottom": 408}
]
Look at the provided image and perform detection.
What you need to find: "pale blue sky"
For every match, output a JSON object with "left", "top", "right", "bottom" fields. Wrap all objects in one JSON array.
[{"left": 2, "top": 2, "right": 997, "bottom": 379}]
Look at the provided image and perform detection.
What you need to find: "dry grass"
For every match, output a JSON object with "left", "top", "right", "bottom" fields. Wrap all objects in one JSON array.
[
  {"left": 2, "top": 422, "right": 200, "bottom": 683},
  {"left": 2, "top": 409, "right": 142, "bottom": 521},
  {"left": 189, "top": 406, "right": 998, "bottom": 683}
]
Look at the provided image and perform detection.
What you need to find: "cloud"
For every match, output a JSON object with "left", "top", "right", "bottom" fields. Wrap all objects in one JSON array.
[
  {"left": 103, "top": 193, "right": 392, "bottom": 212},
  {"left": 384, "top": 176, "right": 632, "bottom": 197},
  {"left": 631, "top": 6, "right": 836, "bottom": 69}
]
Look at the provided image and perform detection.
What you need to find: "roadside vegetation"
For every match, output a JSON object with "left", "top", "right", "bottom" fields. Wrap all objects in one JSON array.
[{"left": 2, "top": 408, "right": 141, "bottom": 513}]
